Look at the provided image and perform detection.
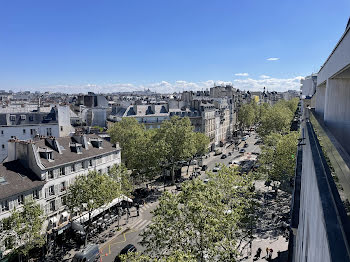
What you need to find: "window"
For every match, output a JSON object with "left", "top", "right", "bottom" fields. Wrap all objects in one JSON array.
[
  {"left": 23, "top": 129, "right": 26, "bottom": 134},
  {"left": 61, "top": 181, "right": 66, "bottom": 192},
  {"left": 47, "top": 152, "right": 53, "bottom": 160},
  {"left": 59, "top": 167, "right": 65, "bottom": 176},
  {"left": 10, "top": 115, "right": 15, "bottom": 121},
  {"left": 60, "top": 126, "right": 63, "bottom": 131},
  {"left": 18, "top": 195, "right": 24, "bottom": 205},
  {"left": 49, "top": 185, "right": 55, "bottom": 196},
  {"left": 1, "top": 201, "right": 9, "bottom": 212},
  {"left": 30, "top": 129, "right": 36, "bottom": 135},
  {"left": 29, "top": 116, "right": 33, "bottom": 121},
  {"left": 0, "top": 130, "right": 3, "bottom": 135},
  {"left": 47, "top": 128, "right": 52, "bottom": 136},
  {"left": 89, "top": 159, "right": 93, "bottom": 167},
  {"left": 49, "top": 200, "right": 56, "bottom": 212},
  {"left": 33, "top": 190, "right": 39, "bottom": 200},
  {"left": 71, "top": 164, "right": 76, "bottom": 173},
  {"left": 48, "top": 170, "right": 54, "bottom": 179},
  {"left": 20, "top": 115, "right": 26, "bottom": 120},
  {"left": 61, "top": 196, "right": 67, "bottom": 206},
  {"left": 1, "top": 144, "right": 4, "bottom": 150},
  {"left": 81, "top": 162, "right": 84, "bottom": 169}
]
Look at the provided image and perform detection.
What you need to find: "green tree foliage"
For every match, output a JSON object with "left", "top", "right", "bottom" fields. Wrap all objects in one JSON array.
[
  {"left": 140, "top": 166, "right": 255, "bottom": 261},
  {"left": 109, "top": 164, "right": 133, "bottom": 197},
  {"left": 258, "top": 132, "right": 299, "bottom": 189},
  {"left": 237, "top": 103, "right": 256, "bottom": 130},
  {"left": 155, "top": 117, "right": 197, "bottom": 184},
  {"left": 193, "top": 132, "right": 210, "bottom": 157},
  {"left": 66, "top": 171, "right": 123, "bottom": 245},
  {"left": 109, "top": 118, "right": 161, "bottom": 179},
  {"left": 2, "top": 200, "right": 46, "bottom": 259},
  {"left": 257, "top": 103, "right": 293, "bottom": 137},
  {"left": 109, "top": 116, "right": 210, "bottom": 184}
]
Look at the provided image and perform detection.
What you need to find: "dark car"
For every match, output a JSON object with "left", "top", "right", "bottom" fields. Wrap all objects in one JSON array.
[
  {"left": 244, "top": 143, "right": 249, "bottom": 148},
  {"left": 114, "top": 244, "right": 137, "bottom": 262},
  {"left": 72, "top": 244, "right": 100, "bottom": 262},
  {"left": 239, "top": 148, "right": 246, "bottom": 153},
  {"left": 221, "top": 154, "right": 227, "bottom": 159},
  {"left": 201, "top": 165, "right": 208, "bottom": 171}
]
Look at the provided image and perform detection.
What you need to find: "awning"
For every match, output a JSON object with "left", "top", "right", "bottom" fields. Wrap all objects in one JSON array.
[
  {"left": 50, "top": 216, "right": 58, "bottom": 224},
  {"left": 72, "top": 221, "right": 85, "bottom": 233},
  {"left": 61, "top": 211, "right": 69, "bottom": 218},
  {"left": 73, "top": 195, "right": 133, "bottom": 224}
]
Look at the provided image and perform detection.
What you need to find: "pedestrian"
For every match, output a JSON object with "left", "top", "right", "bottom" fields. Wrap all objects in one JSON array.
[
  {"left": 256, "top": 247, "right": 262, "bottom": 258},
  {"left": 136, "top": 204, "right": 140, "bottom": 217},
  {"left": 266, "top": 247, "right": 269, "bottom": 258},
  {"left": 269, "top": 248, "right": 273, "bottom": 260}
]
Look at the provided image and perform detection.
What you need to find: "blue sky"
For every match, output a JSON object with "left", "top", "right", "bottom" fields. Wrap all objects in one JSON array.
[{"left": 0, "top": 0, "right": 349, "bottom": 93}]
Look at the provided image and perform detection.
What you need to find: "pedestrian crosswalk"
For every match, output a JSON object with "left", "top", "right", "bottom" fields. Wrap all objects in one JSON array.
[
  {"left": 131, "top": 219, "right": 152, "bottom": 231},
  {"left": 139, "top": 202, "right": 156, "bottom": 213}
]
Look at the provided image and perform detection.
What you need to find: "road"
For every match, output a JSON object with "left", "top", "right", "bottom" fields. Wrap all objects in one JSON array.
[
  {"left": 99, "top": 131, "right": 261, "bottom": 262},
  {"left": 99, "top": 201, "right": 157, "bottom": 262},
  {"left": 201, "top": 132, "right": 261, "bottom": 179}
]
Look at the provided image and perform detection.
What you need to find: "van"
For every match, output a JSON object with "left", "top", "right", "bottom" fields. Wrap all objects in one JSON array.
[{"left": 72, "top": 244, "right": 100, "bottom": 262}]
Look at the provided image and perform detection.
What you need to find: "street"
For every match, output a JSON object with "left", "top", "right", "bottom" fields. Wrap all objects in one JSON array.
[
  {"left": 98, "top": 131, "right": 261, "bottom": 262},
  {"left": 99, "top": 201, "right": 158, "bottom": 262}
]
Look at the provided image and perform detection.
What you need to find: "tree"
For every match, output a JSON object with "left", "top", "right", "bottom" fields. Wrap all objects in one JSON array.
[
  {"left": 109, "top": 119, "right": 162, "bottom": 180},
  {"left": 140, "top": 166, "right": 255, "bottom": 261},
  {"left": 258, "top": 132, "right": 298, "bottom": 192},
  {"left": 109, "top": 164, "right": 133, "bottom": 197},
  {"left": 155, "top": 117, "right": 196, "bottom": 184},
  {"left": 108, "top": 118, "right": 147, "bottom": 167},
  {"left": 2, "top": 200, "right": 46, "bottom": 261},
  {"left": 237, "top": 103, "right": 255, "bottom": 131},
  {"left": 257, "top": 104, "right": 293, "bottom": 137},
  {"left": 66, "top": 171, "right": 122, "bottom": 246}
]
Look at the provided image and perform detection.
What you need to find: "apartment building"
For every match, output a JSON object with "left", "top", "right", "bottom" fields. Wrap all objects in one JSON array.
[
  {"left": 0, "top": 133, "right": 121, "bottom": 253},
  {"left": 0, "top": 105, "right": 74, "bottom": 163}
]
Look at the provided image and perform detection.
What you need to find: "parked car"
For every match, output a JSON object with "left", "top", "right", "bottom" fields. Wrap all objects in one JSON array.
[
  {"left": 254, "top": 140, "right": 263, "bottom": 145},
  {"left": 252, "top": 152, "right": 260, "bottom": 155},
  {"left": 244, "top": 143, "right": 249, "bottom": 148},
  {"left": 203, "top": 178, "right": 210, "bottom": 183},
  {"left": 114, "top": 244, "right": 137, "bottom": 262},
  {"left": 212, "top": 166, "right": 220, "bottom": 172},
  {"left": 72, "top": 244, "right": 100, "bottom": 262},
  {"left": 241, "top": 137, "right": 247, "bottom": 141},
  {"left": 221, "top": 154, "right": 227, "bottom": 159},
  {"left": 176, "top": 184, "right": 182, "bottom": 191},
  {"left": 239, "top": 149, "right": 246, "bottom": 153},
  {"left": 228, "top": 152, "right": 232, "bottom": 156},
  {"left": 214, "top": 149, "right": 223, "bottom": 156},
  {"left": 202, "top": 165, "right": 208, "bottom": 171}
]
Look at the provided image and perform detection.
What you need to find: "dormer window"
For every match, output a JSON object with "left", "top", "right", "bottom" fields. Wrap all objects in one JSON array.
[
  {"left": 10, "top": 115, "right": 15, "bottom": 121},
  {"left": 20, "top": 115, "right": 26, "bottom": 120},
  {"left": 70, "top": 143, "right": 82, "bottom": 154},
  {"left": 90, "top": 138, "right": 103, "bottom": 149},
  {"left": 47, "top": 152, "right": 53, "bottom": 160},
  {"left": 29, "top": 116, "right": 33, "bottom": 121}
]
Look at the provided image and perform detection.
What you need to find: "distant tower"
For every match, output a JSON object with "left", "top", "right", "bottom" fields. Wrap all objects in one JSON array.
[{"left": 263, "top": 86, "right": 266, "bottom": 93}]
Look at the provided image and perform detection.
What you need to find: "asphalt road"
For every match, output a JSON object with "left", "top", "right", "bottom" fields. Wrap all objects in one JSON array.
[
  {"left": 99, "top": 202, "right": 157, "bottom": 262},
  {"left": 201, "top": 132, "right": 261, "bottom": 179}
]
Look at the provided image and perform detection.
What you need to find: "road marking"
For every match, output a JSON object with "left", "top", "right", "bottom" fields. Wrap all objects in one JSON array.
[{"left": 133, "top": 220, "right": 149, "bottom": 230}]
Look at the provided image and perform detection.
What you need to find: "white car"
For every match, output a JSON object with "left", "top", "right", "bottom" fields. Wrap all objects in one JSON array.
[
  {"left": 212, "top": 167, "right": 220, "bottom": 172},
  {"left": 203, "top": 179, "right": 210, "bottom": 183}
]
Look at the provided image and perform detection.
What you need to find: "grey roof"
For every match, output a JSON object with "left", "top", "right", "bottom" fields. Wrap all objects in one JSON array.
[
  {"left": 35, "top": 134, "right": 119, "bottom": 168},
  {"left": 0, "top": 109, "right": 58, "bottom": 126},
  {"left": 0, "top": 160, "right": 45, "bottom": 201}
]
